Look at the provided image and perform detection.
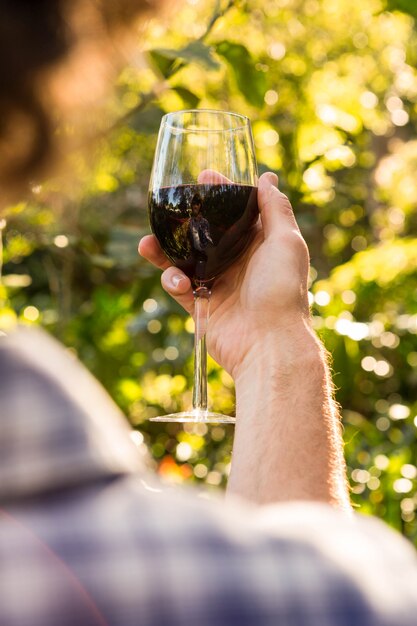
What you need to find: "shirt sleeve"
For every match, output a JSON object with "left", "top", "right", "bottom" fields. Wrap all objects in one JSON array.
[
  {"left": 97, "top": 480, "right": 417, "bottom": 626},
  {"left": 136, "top": 483, "right": 417, "bottom": 626}
]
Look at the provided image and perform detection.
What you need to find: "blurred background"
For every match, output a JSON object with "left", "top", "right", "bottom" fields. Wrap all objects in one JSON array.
[{"left": 1, "top": 0, "right": 417, "bottom": 542}]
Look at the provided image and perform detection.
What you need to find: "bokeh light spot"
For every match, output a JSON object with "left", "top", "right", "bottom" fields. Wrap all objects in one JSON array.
[
  {"left": 374, "top": 454, "right": 389, "bottom": 470},
  {"left": 268, "top": 42, "right": 286, "bottom": 60},
  {"left": 152, "top": 348, "right": 165, "bottom": 362},
  {"left": 341, "top": 290, "right": 356, "bottom": 304},
  {"left": 376, "top": 417, "right": 390, "bottom": 431},
  {"left": 264, "top": 90, "right": 279, "bottom": 105},
  {"left": 401, "top": 464, "right": 417, "bottom": 479},
  {"left": 361, "top": 356, "right": 376, "bottom": 372},
  {"left": 263, "top": 129, "right": 279, "bottom": 146},
  {"left": 206, "top": 471, "right": 222, "bottom": 486},
  {"left": 130, "top": 431, "right": 144, "bottom": 446},
  {"left": 315, "top": 290, "right": 331, "bottom": 306},
  {"left": 393, "top": 478, "right": 413, "bottom": 494},
  {"left": 143, "top": 298, "right": 158, "bottom": 313},
  {"left": 389, "top": 404, "right": 410, "bottom": 420},
  {"left": 391, "top": 109, "right": 409, "bottom": 126},
  {"left": 147, "top": 319, "right": 162, "bottom": 334},
  {"left": 176, "top": 442, "right": 193, "bottom": 462},
  {"left": 194, "top": 463, "right": 208, "bottom": 478},
  {"left": 23, "top": 306, "right": 40, "bottom": 322},
  {"left": 374, "top": 361, "right": 391, "bottom": 377},
  {"left": 360, "top": 91, "right": 378, "bottom": 109},
  {"left": 54, "top": 235, "right": 69, "bottom": 248},
  {"left": 165, "top": 346, "right": 179, "bottom": 360}
]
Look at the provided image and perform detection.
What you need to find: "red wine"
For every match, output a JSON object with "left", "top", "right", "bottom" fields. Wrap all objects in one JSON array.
[{"left": 149, "top": 183, "right": 259, "bottom": 286}]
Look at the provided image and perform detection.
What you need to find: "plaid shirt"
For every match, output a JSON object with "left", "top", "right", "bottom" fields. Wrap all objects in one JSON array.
[{"left": 1, "top": 327, "right": 417, "bottom": 626}]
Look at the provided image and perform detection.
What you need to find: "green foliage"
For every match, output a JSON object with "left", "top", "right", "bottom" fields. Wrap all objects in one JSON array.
[
  {"left": 215, "top": 41, "right": 267, "bottom": 107},
  {"left": 1, "top": 0, "right": 417, "bottom": 541},
  {"left": 148, "top": 50, "right": 179, "bottom": 79},
  {"left": 129, "top": 106, "right": 166, "bottom": 134},
  {"left": 150, "top": 41, "right": 220, "bottom": 77},
  {"left": 387, "top": 0, "right": 417, "bottom": 19},
  {"left": 171, "top": 87, "right": 200, "bottom": 109}
]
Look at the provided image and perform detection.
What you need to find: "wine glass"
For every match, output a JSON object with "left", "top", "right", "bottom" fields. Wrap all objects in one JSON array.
[{"left": 148, "top": 109, "right": 258, "bottom": 423}]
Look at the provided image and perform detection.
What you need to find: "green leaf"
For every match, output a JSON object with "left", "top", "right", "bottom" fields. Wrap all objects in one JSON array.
[
  {"left": 148, "top": 50, "right": 178, "bottom": 78},
  {"left": 215, "top": 41, "right": 266, "bottom": 108},
  {"left": 386, "top": 0, "right": 417, "bottom": 19},
  {"left": 149, "top": 41, "right": 220, "bottom": 76},
  {"left": 172, "top": 87, "right": 200, "bottom": 109},
  {"left": 178, "top": 41, "right": 220, "bottom": 71},
  {"left": 129, "top": 106, "right": 165, "bottom": 134}
]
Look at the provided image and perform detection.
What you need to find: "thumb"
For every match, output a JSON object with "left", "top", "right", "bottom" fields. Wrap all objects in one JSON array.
[{"left": 258, "top": 172, "right": 300, "bottom": 239}]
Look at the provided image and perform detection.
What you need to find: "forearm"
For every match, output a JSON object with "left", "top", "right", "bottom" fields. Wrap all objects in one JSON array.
[{"left": 227, "top": 320, "right": 350, "bottom": 510}]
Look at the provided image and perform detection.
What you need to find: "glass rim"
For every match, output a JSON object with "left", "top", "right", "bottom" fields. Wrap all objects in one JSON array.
[{"left": 161, "top": 109, "right": 251, "bottom": 133}]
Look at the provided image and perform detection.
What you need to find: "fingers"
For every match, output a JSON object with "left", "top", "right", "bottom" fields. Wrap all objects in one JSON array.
[
  {"left": 197, "top": 169, "right": 232, "bottom": 184},
  {"left": 138, "top": 235, "right": 194, "bottom": 314},
  {"left": 258, "top": 172, "right": 300, "bottom": 239},
  {"left": 138, "top": 235, "right": 171, "bottom": 270},
  {"left": 161, "top": 267, "right": 194, "bottom": 315}
]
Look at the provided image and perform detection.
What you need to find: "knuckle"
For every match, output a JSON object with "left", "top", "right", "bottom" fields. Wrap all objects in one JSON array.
[
  {"left": 278, "top": 229, "right": 309, "bottom": 263},
  {"left": 277, "top": 192, "right": 294, "bottom": 215},
  {"left": 262, "top": 187, "right": 295, "bottom": 219},
  {"left": 281, "top": 227, "right": 305, "bottom": 246}
]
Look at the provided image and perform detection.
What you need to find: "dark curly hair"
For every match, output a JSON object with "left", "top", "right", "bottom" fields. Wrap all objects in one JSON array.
[{"left": 0, "top": 0, "right": 157, "bottom": 197}]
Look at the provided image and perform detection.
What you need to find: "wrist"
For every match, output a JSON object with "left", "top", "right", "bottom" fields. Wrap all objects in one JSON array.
[
  {"left": 233, "top": 318, "right": 329, "bottom": 431},
  {"left": 233, "top": 316, "right": 323, "bottom": 383}
]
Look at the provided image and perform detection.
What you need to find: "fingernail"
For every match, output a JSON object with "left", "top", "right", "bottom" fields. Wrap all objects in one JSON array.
[
  {"left": 172, "top": 275, "right": 183, "bottom": 288},
  {"left": 267, "top": 172, "right": 278, "bottom": 187}
]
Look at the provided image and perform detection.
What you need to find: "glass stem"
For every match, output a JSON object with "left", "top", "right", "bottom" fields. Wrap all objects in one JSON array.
[{"left": 192, "top": 285, "right": 211, "bottom": 412}]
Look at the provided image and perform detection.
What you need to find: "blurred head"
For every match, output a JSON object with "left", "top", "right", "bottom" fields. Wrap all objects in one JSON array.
[
  {"left": 0, "top": 0, "right": 163, "bottom": 204},
  {"left": 191, "top": 194, "right": 202, "bottom": 216}
]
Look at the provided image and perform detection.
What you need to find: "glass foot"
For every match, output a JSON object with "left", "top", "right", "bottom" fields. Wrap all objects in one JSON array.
[{"left": 150, "top": 410, "right": 235, "bottom": 424}]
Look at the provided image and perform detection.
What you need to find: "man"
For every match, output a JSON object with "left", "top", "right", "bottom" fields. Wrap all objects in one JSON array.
[
  {"left": 1, "top": 173, "right": 417, "bottom": 625},
  {"left": 1, "top": 1, "right": 417, "bottom": 625},
  {"left": 188, "top": 193, "right": 214, "bottom": 254}
]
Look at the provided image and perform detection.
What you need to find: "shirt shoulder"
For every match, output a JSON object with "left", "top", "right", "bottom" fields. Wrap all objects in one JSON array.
[
  {"left": 0, "top": 326, "right": 142, "bottom": 501},
  {"left": 6, "top": 475, "right": 417, "bottom": 626}
]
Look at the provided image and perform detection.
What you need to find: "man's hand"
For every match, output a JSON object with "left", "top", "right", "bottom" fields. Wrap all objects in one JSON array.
[{"left": 139, "top": 172, "right": 311, "bottom": 379}]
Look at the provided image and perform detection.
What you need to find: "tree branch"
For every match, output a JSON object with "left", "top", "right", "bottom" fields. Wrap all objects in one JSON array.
[{"left": 109, "top": 0, "right": 237, "bottom": 132}]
